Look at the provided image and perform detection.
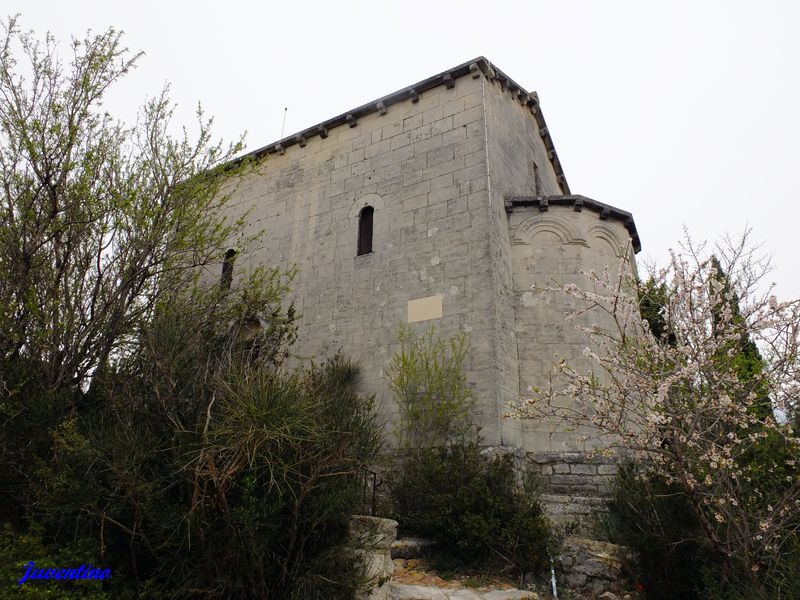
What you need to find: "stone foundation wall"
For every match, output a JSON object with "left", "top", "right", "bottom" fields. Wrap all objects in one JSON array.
[
  {"left": 482, "top": 446, "right": 617, "bottom": 496},
  {"left": 481, "top": 446, "right": 617, "bottom": 534},
  {"left": 523, "top": 452, "right": 617, "bottom": 496}
]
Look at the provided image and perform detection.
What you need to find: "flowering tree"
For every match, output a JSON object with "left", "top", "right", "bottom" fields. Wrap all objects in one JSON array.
[{"left": 513, "top": 232, "right": 800, "bottom": 579}]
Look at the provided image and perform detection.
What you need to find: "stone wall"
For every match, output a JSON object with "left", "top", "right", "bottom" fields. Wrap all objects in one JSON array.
[
  {"left": 213, "top": 58, "right": 641, "bottom": 457},
  {"left": 505, "top": 202, "right": 636, "bottom": 454},
  {"left": 481, "top": 75, "right": 565, "bottom": 452},
  {"left": 219, "top": 73, "right": 503, "bottom": 441},
  {"left": 525, "top": 451, "right": 617, "bottom": 496}
]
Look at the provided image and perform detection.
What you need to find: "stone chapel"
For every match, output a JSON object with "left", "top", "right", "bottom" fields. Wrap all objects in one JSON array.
[{"left": 215, "top": 57, "right": 641, "bottom": 495}]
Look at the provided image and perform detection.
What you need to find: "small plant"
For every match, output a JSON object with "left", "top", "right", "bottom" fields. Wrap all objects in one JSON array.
[
  {"left": 0, "top": 523, "right": 109, "bottom": 598},
  {"left": 389, "top": 325, "right": 474, "bottom": 448}
]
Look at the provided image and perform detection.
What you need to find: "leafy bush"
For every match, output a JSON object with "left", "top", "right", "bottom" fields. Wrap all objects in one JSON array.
[
  {"left": 600, "top": 462, "right": 717, "bottom": 599},
  {"left": 389, "top": 325, "right": 474, "bottom": 447},
  {"left": 2, "top": 279, "right": 383, "bottom": 599},
  {"left": 392, "top": 442, "right": 550, "bottom": 577},
  {"left": 388, "top": 326, "right": 551, "bottom": 577},
  {"left": 602, "top": 461, "right": 800, "bottom": 600},
  {"left": 0, "top": 523, "right": 108, "bottom": 599}
]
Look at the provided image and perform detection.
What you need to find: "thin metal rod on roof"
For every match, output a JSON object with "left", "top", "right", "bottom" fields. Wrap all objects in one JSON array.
[{"left": 280, "top": 107, "right": 288, "bottom": 139}]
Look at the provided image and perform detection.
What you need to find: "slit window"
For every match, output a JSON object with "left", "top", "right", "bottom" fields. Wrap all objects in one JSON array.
[
  {"left": 357, "top": 206, "right": 374, "bottom": 256},
  {"left": 533, "top": 160, "right": 543, "bottom": 195},
  {"left": 221, "top": 248, "right": 237, "bottom": 289}
]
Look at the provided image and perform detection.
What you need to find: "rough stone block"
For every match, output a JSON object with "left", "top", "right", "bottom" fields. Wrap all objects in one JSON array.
[
  {"left": 431, "top": 116, "right": 454, "bottom": 135},
  {"left": 366, "top": 139, "right": 392, "bottom": 159},
  {"left": 390, "top": 537, "right": 436, "bottom": 559},
  {"left": 403, "top": 114, "right": 422, "bottom": 132},
  {"left": 482, "top": 591, "right": 537, "bottom": 600},
  {"left": 446, "top": 590, "right": 482, "bottom": 600},
  {"left": 414, "top": 134, "right": 443, "bottom": 154},
  {"left": 389, "top": 584, "right": 448, "bottom": 600},
  {"left": 453, "top": 105, "right": 482, "bottom": 128},
  {"left": 570, "top": 464, "right": 598, "bottom": 475}
]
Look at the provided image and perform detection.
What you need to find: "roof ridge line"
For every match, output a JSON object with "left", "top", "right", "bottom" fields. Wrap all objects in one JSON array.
[{"left": 236, "top": 57, "right": 570, "bottom": 194}]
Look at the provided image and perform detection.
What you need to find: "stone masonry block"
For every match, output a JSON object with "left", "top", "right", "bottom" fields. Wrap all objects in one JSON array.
[
  {"left": 452, "top": 162, "right": 487, "bottom": 184},
  {"left": 443, "top": 97, "right": 466, "bottom": 117},
  {"left": 365, "top": 139, "right": 391, "bottom": 159},
  {"left": 414, "top": 134, "right": 443, "bottom": 154},
  {"left": 570, "top": 464, "right": 599, "bottom": 475},
  {"left": 403, "top": 179, "right": 431, "bottom": 198},
  {"left": 402, "top": 194, "right": 427, "bottom": 213},
  {"left": 431, "top": 116, "right": 453, "bottom": 136},
  {"left": 402, "top": 113, "right": 422, "bottom": 132},
  {"left": 426, "top": 145, "right": 454, "bottom": 168},
  {"left": 422, "top": 105, "right": 443, "bottom": 124},
  {"left": 446, "top": 196, "right": 468, "bottom": 215},
  {"left": 443, "top": 126, "right": 467, "bottom": 147},
  {"left": 453, "top": 105, "right": 482, "bottom": 128},
  {"left": 428, "top": 184, "right": 460, "bottom": 205},
  {"left": 430, "top": 173, "right": 453, "bottom": 191},
  {"left": 423, "top": 155, "right": 466, "bottom": 180}
]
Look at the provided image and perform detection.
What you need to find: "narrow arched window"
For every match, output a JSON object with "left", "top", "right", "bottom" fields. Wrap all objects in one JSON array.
[
  {"left": 357, "top": 206, "right": 374, "bottom": 256},
  {"left": 533, "top": 160, "right": 543, "bottom": 195},
  {"left": 221, "top": 248, "right": 237, "bottom": 290}
]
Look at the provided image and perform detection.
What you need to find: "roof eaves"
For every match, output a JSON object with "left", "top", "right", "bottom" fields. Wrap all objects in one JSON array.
[
  {"left": 236, "top": 57, "right": 570, "bottom": 194},
  {"left": 504, "top": 194, "right": 641, "bottom": 253}
]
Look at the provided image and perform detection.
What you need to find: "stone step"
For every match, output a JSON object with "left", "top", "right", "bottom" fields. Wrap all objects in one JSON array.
[
  {"left": 388, "top": 583, "right": 537, "bottom": 600},
  {"left": 391, "top": 537, "right": 437, "bottom": 559}
]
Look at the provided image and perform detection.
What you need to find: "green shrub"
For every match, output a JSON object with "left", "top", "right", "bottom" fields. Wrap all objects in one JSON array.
[
  {"left": 601, "top": 461, "right": 800, "bottom": 600},
  {"left": 3, "top": 279, "right": 384, "bottom": 599},
  {"left": 392, "top": 442, "right": 550, "bottom": 576},
  {"left": 389, "top": 325, "right": 474, "bottom": 447},
  {"left": 0, "top": 523, "right": 109, "bottom": 599},
  {"left": 388, "top": 326, "right": 551, "bottom": 577},
  {"left": 600, "top": 462, "right": 715, "bottom": 599}
]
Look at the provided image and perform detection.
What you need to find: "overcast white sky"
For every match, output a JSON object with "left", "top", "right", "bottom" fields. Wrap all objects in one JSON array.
[{"left": 7, "top": 1, "right": 800, "bottom": 297}]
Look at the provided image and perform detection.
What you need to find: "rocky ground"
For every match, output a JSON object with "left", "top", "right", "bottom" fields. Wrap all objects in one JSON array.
[
  {"left": 353, "top": 518, "right": 641, "bottom": 600},
  {"left": 386, "top": 540, "right": 641, "bottom": 600}
]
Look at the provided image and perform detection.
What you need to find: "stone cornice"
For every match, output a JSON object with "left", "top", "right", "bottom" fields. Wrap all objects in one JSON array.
[{"left": 504, "top": 195, "right": 641, "bottom": 253}]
